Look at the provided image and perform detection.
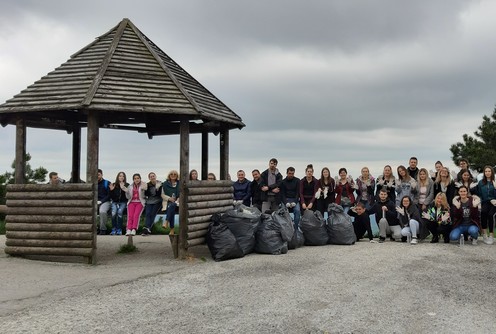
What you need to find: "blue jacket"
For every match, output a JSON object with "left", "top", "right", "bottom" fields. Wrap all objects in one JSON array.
[{"left": 233, "top": 179, "right": 252, "bottom": 206}]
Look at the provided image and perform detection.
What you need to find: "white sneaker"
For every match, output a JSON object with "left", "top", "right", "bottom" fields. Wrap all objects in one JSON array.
[
  {"left": 131, "top": 229, "right": 136, "bottom": 236},
  {"left": 472, "top": 238, "right": 478, "bottom": 245},
  {"left": 125, "top": 229, "right": 131, "bottom": 236},
  {"left": 410, "top": 238, "right": 418, "bottom": 244},
  {"left": 369, "top": 240, "right": 378, "bottom": 243},
  {"left": 485, "top": 236, "right": 494, "bottom": 245}
]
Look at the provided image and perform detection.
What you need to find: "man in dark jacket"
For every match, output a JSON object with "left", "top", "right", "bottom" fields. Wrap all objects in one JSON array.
[
  {"left": 280, "top": 167, "right": 301, "bottom": 229},
  {"left": 260, "top": 158, "right": 282, "bottom": 212},
  {"left": 233, "top": 170, "right": 251, "bottom": 206},
  {"left": 369, "top": 188, "right": 401, "bottom": 242},
  {"left": 251, "top": 169, "right": 263, "bottom": 211},
  {"left": 97, "top": 169, "right": 111, "bottom": 235}
]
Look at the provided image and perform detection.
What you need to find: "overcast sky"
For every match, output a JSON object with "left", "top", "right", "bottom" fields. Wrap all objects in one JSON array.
[{"left": 0, "top": 0, "right": 494, "bottom": 182}]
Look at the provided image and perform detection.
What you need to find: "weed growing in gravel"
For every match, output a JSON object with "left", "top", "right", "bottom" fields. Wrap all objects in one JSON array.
[{"left": 118, "top": 244, "right": 137, "bottom": 253}]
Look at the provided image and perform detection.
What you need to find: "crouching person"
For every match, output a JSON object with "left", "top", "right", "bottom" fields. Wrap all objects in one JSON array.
[
  {"left": 397, "top": 195, "right": 422, "bottom": 244},
  {"left": 370, "top": 188, "right": 401, "bottom": 242},
  {"left": 348, "top": 202, "right": 376, "bottom": 242},
  {"left": 450, "top": 186, "right": 481, "bottom": 245},
  {"left": 422, "top": 193, "right": 452, "bottom": 243}
]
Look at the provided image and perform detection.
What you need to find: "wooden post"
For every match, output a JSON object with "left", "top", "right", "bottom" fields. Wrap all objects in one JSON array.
[
  {"left": 201, "top": 131, "right": 208, "bottom": 180},
  {"left": 15, "top": 118, "right": 26, "bottom": 184},
  {"left": 71, "top": 126, "right": 81, "bottom": 183},
  {"left": 87, "top": 111, "right": 99, "bottom": 265},
  {"left": 178, "top": 120, "right": 190, "bottom": 259},
  {"left": 219, "top": 130, "right": 229, "bottom": 180}
]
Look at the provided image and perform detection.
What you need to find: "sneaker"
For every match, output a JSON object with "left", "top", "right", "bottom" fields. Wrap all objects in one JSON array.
[
  {"left": 125, "top": 229, "right": 131, "bottom": 236},
  {"left": 390, "top": 237, "right": 395, "bottom": 242},
  {"left": 141, "top": 227, "right": 151, "bottom": 236},
  {"left": 485, "top": 236, "right": 494, "bottom": 245},
  {"left": 131, "top": 229, "right": 136, "bottom": 236},
  {"left": 110, "top": 229, "right": 116, "bottom": 236},
  {"left": 379, "top": 237, "right": 385, "bottom": 243},
  {"left": 116, "top": 229, "right": 122, "bottom": 235},
  {"left": 410, "top": 238, "right": 418, "bottom": 244},
  {"left": 99, "top": 230, "right": 107, "bottom": 235},
  {"left": 369, "top": 239, "right": 378, "bottom": 243},
  {"left": 483, "top": 235, "right": 489, "bottom": 244},
  {"left": 472, "top": 238, "right": 478, "bottom": 245}
]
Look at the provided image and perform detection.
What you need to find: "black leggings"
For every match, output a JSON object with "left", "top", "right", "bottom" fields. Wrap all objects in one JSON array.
[{"left": 480, "top": 202, "right": 496, "bottom": 232}]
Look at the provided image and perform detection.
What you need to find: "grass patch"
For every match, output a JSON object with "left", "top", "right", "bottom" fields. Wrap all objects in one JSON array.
[{"left": 118, "top": 244, "right": 137, "bottom": 253}]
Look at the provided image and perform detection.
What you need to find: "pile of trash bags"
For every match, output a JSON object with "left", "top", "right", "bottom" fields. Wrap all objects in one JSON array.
[{"left": 206, "top": 203, "right": 355, "bottom": 262}]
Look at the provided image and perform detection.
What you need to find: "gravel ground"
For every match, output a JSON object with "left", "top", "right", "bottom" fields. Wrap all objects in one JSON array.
[{"left": 1, "top": 235, "right": 496, "bottom": 333}]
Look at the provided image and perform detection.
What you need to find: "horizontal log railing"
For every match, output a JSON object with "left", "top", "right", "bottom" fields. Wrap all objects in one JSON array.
[
  {"left": 179, "top": 180, "right": 233, "bottom": 253},
  {"left": 4, "top": 183, "right": 96, "bottom": 264}
]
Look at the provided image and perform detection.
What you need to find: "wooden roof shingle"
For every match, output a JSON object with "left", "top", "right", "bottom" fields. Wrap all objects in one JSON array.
[{"left": 0, "top": 18, "right": 244, "bottom": 135}]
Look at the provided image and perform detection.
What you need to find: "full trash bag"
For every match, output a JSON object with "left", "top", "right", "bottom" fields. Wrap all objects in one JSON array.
[
  {"left": 220, "top": 204, "right": 261, "bottom": 255},
  {"left": 326, "top": 203, "right": 356, "bottom": 245},
  {"left": 206, "top": 213, "right": 244, "bottom": 261},
  {"left": 288, "top": 228, "right": 305, "bottom": 249},
  {"left": 300, "top": 210, "right": 329, "bottom": 246},
  {"left": 255, "top": 208, "right": 294, "bottom": 255}
]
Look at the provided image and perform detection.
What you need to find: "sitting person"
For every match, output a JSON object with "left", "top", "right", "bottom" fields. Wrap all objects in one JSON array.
[
  {"left": 97, "top": 169, "right": 111, "bottom": 235},
  {"left": 232, "top": 170, "right": 251, "bottom": 206},
  {"left": 370, "top": 188, "right": 401, "bottom": 242},
  {"left": 280, "top": 167, "right": 301, "bottom": 230},
  {"left": 161, "top": 170, "right": 180, "bottom": 235},
  {"left": 348, "top": 202, "right": 376, "bottom": 243},
  {"left": 450, "top": 186, "right": 481, "bottom": 245},
  {"left": 422, "top": 193, "right": 452, "bottom": 243},
  {"left": 396, "top": 195, "right": 422, "bottom": 244}
]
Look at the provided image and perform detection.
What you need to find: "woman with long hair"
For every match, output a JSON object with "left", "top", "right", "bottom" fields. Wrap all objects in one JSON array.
[
  {"left": 335, "top": 167, "right": 356, "bottom": 214},
  {"left": 109, "top": 171, "right": 129, "bottom": 235},
  {"left": 450, "top": 186, "right": 481, "bottom": 245},
  {"left": 395, "top": 165, "right": 417, "bottom": 206},
  {"left": 433, "top": 167, "right": 456, "bottom": 205},
  {"left": 415, "top": 168, "right": 434, "bottom": 211},
  {"left": 454, "top": 168, "right": 477, "bottom": 195},
  {"left": 299, "top": 164, "right": 318, "bottom": 212},
  {"left": 161, "top": 170, "right": 180, "bottom": 235},
  {"left": 473, "top": 165, "right": 496, "bottom": 244},
  {"left": 422, "top": 193, "right": 451, "bottom": 243},
  {"left": 315, "top": 167, "right": 336, "bottom": 217},
  {"left": 189, "top": 169, "right": 199, "bottom": 181},
  {"left": 125, "top": 173, "right": 147, "bottom": 236},
  {"left": 397, "top": 195, "right": 422, "bottom": 244},
  {"left": 375, "top": 165, "right": 396, "bottom": 203},
  {"left": 356, "top": 166, "right": 375, "bottom": 210}
]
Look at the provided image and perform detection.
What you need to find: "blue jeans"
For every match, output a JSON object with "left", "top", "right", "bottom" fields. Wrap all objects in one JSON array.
[
  {"left": 144, "top": 202, "right": 162, "bottom": 229},
  {"left": 285, "top": 198, "right": 301, "bottom": 230},
  {"left": 450, "top": 225, "right": 479, "bottom": 241},
  {"left": 98, "top": 201, "right": 111, "bottom": 231},
  {"left": 166, "top": 202, "right": 178, "bottom": 228},
  {"left": 111, "top": 201, "right": 127, "bottom": 230}
]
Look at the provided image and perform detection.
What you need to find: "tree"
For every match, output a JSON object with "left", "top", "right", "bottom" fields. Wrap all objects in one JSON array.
[
  {"left": 450, "top": 106, "right": 496, "bottom": 172},
  {"left": 0, "top": 153, "right": 48, "bottom": 205}
]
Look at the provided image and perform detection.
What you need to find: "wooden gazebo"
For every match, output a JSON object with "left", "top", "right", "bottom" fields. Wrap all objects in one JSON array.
[{"left": 0, "top": 18, "right": 244, "bottom": 263}]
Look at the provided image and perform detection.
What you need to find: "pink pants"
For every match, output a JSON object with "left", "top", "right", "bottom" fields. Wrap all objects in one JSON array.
[{"left": 127, "top": 202, "right": 143, "bottom": 230}]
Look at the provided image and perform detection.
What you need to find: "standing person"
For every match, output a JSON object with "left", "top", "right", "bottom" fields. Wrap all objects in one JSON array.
[
  {"left": 142, "top": 172, "right": 163, "bottom": 236},
  {"left": 408, "top": 157, "right": 419, "bottom": 180},
  {"left": 48, "top": 172, "right": 63, "bottom": 185},
  {"left": 232, "top": 170, "right": 251, "bottom": 206},
  {"left": 189, "top": 169, "right": 199, "bottom": 181},
  {"left": 396, "top": 165, "right": 417, "bottom": 206},
  {"left": 429, "top": 161, "right": 443, "bottom": 181},
  {"left": 207, "top": 173, "right": 216, "bottom": 181},
  {"left": 355, "top": 167, "right": 375, "bottom": 210},
  {"left": 125, "top": 173, "right": 147, "bottom": 236},
  {"left": 473, "top": 165, "right": 496, "bottom": 244},
  {"left": 450, "top": 186, "right": 481, "bottom": 245},
  {"left": 335, "top": 168, "right": 356, "bottom": 214},
  {"left": 397, "top": 195, "right": 422, "bottom": 244},
  {"left": 415, "top": 168, "right": 434, "bottom": 211},
  {"left": 161, "top": 170, "right": 180, "bottom": 235},
  {"left": 422, "top": 193, "right": 452, "bottom": 243},
  {"left": 250, "top": 169, "right": 263, "bottom": 211},
  {"left": 433, "top": 167, "right": 456, "bottom": 205},
  {"left": 315, "top": 167, "right": 336, "bottom": 217},
  {"left": 375, "top": 165, "right": 396, "bottom": 204},
  {"left": 370, "top": 188, "right": 401, "bottom": 242},
  {"left": 348, "top": 202, "right": 376, "bottom": 242},
  {"left": 109, "top": 171, "right": 129, "bottom": 236},
  {"left": 260, "top": 158, "right": 282, "bottom": 212},
  {"left": 299, "top": 164, "right": 318, "bottom": 212},
  {"left": 457, "top": 158, "right": 477, "bottom": 181},
  {"left": 97, "top": 169, "right": 111, "bottom": 235},
  {"left": 454, "top": 169, "right": 477, "bottom": 195},
  {"left": 280, "top": 167, "right": 301, "bottom": 230}
]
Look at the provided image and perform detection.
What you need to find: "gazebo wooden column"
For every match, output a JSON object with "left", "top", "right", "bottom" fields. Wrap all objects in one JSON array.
[
  {"left": 219, "top": 130, "right": 229, "bottom": 180},
  {"left": 71, "top": 126, "right": 82, "bottom": 183},
  {"left": 15, "top": 118, "right": 26, "bottom": 184},
  {"left": 86, "top": 110, "right": 99, "bottom": 264},
  {"left": 201, "top": 131, "right": 208, "bottom": 180},
  {"left": 178, "top": 120, "right": 190, "bottom": 259}
]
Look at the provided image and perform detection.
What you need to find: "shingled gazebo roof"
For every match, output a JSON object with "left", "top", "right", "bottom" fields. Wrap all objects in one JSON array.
[{"left": 0, "top": 18, "right": 244, "bottom": 137}]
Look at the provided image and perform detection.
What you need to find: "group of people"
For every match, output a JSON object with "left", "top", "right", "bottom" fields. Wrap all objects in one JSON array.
[{"left": 232, "top": 157, "right": 495, "bottom": 245}]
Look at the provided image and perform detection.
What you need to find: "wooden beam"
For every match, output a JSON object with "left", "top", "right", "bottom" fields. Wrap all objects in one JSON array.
[
  {"left": 219, "top": 130, "right": 229, "bottom": 180},
  {"left": 201, "top": 131, "right": 208, "bottom": 180},
  {"left": 178, "top": 120, "right": 190, "bottom": 259},
  {"left": 15, "top": 118, "right": 26, "bottom": 184},
  {"left": 86, "top": 110, "right": 99, "bottom": 264},
  {"left": 71, "top": 126, "right": 81, "bottom": 183}
]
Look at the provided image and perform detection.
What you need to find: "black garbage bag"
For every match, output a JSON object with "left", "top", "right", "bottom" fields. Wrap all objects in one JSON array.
[
  {"left": 288, "top": 228, "right": 305, "bottom": 249},
  {"left": 254, "top": 213, "right": 287, "bottom": 254},
  {"left": 300, "top": 210, "right": 328, "bottom": 246},
  {"left": 206, "top": 214, "right": 244, "bottom": 261},
  {"left": 221, "top": 204, "right": 261, "bottom": 255},
  {"left": 326, "top": 203, "right": 356, "bottom": 245},
  {"left": 272, "top": 207, "right": 295, "bottom": 242}
]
